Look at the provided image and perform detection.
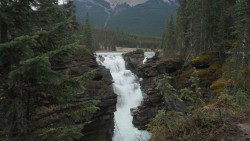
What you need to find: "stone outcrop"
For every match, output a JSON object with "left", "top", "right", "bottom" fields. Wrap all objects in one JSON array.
[
  {"left": 55, "top": 47, "right": 116, "bottom": 141},
  {"left": 123, "top": 51, "right": 229, "bottom": 130},
  {"left": 123, "top": 51, "right": 184, "bottom": 130},
  {"left": 123, "top": 49, "right": 145, "bottom": 75}
]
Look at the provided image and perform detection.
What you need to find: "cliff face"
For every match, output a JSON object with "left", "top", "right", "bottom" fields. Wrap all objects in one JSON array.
[
  {"left": 80, "top": 66, "right": 116, "bottom": 141},
  {"left": 55, "top": 47, "right": 116, "bottom": 141},
  {"left": 123, "top": 51, "right": 228, "bottom": 130},
  {"left": 123, "top": 51, "right": 184, "bottom": 129}
]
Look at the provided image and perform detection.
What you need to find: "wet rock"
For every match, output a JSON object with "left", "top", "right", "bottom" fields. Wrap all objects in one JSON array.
[{"left": 123, "top": 50, "right": 145, "bottom": 75}]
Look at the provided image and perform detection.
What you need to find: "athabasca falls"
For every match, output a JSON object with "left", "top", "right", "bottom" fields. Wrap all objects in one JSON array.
[{"left": 96, "top": 52, "right": 154, "bottom": 141}]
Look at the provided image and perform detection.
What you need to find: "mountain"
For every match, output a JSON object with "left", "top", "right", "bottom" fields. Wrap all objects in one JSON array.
[
  {"left": 74, "top": 0, "right": 178, "bottom": 37},
  {"left": 104, "top": 0, "right": 148, "bottom": 9},
  {"left": 104, "top": 0, "right": 177, "bottom": 8}
]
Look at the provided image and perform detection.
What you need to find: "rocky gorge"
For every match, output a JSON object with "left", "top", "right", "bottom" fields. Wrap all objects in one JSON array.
[{"left": 66, "top": 48, "right": 234, "bottom": 140}]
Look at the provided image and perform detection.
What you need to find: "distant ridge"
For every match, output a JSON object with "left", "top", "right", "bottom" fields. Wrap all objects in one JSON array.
[{"left": 74, "top": 0, "right": 178, "bottom": 37}]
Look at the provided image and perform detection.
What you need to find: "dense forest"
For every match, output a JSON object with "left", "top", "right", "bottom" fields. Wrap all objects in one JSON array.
[
  {"left": 162, "top": 0, "right": 249, "bottom": 56},
  {"left": 150, "top": 0, "right": 250, "bottom": 140},
  {"left": 91, "top": 28, "right": 161, "bottom": 51},
  {"left": 77, "top": 16, "right": 161, "bottom": 51}
]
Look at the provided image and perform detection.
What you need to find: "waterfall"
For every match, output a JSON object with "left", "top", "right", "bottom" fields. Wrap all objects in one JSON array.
[{"left": 96, "top": 52, "right": 151, "bottom": 141}]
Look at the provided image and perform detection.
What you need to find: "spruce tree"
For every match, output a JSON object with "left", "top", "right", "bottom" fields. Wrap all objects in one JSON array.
[
  {"left": 225, "top": 0, "right": 250, "bottom": 92},
  {"left": 176, "top": 0, "right": 190, "bottom": 56},
  {"left": 175, "top": 0, "right": 235, "bottom": 56},
  {"left": 162, "top": 15, "right": 176, "bottom": 53},
  {"left": 0, "top": 1, "right": 98, "bottom": 140},
  {"left": 233, "top": 0, "right": 250, "bottom": 67},
  {"left": 83, "top": 13, "right": 93, "bottom": 50}
]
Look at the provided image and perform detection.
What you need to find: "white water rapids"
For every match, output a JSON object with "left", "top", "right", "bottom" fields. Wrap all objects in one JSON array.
[{"left": 96, "top": 52, "right": 154, "bottom": 141}]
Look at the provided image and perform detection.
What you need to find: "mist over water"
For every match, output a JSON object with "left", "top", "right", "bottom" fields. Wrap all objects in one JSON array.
[{"left": 96, "top": 52, "right": 151, "bottom": 141}]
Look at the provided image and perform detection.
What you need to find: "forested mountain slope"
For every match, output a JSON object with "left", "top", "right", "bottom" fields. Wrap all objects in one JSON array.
[{"left": 74, "top": 0, "right": 178, "bottom": 37}]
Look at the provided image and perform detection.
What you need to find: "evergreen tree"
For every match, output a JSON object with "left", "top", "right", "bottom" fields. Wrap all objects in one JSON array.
[
  {"left": 233, "top": 0, "right": 250, "bottom": 67},
  {"left": 83, "top": 13, "right": 93, "bottom": 50},
  {"left": 176, "top": 0, "right": 190, "bottom": 56},
  {"left": 162, "top": 15, "right": 176, "bottom": 53},
  {"left": 175, "top": 0, "right": 235, "bottom": 56},
  {"left": 157, "top": 74, "right": 181, "bottom": 110},
  {"left": 224, "top": 0, "right": 250, "bottom": 93},
  {"left": 0, "top": 1, "right": 98, "bottom": 140}
]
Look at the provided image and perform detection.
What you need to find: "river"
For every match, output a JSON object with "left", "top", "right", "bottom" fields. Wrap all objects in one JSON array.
[{"left": 96, "top": 52, "right": 154, "bottom": 141}]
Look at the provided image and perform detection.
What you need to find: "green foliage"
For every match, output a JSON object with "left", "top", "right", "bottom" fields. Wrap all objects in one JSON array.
[
  {"left": 148, "top": 110, "right": 184, "bottom": 141},
  {"left": 235, "top": 89, "right": 249, "bottom": 107},
  {"left": 83, "top": 13, "right": 93, "bottom": 49},
  {"left": 224, "top": 0, "right": 250, "bottom": 95},
  {"left": 233, "top": 0, "right": 250, "bottom": 53},
  {"left": 61, "top": 71, "right": 96, "bottom": 95},
  {"left": 162, "top": 15, "right": 177, "bottom": 53},
  {"left": 189, "top": 71, "right": 199, "bottom": 88},
  {"left": 0, "top": 1, "right": 98, "bottom": 141},
  {"left": 71, "top": 100, "right": 100, "bottom": 122},
  {"left": 180, "top": 71, "right": 204, "bottom": 109},
  {"left": 0, "top": 35, "right": 35, "bottom": 65},
  {"left": 218, "top": 92, "right": 234, "bottom": 105},
  {"left": 193, "top": 109, "right": 224, "bottom": 129},
  {"left": 55, "top": 126, "right": 83, "bottom": 141},
  {"left": 152, "top": 71, "right": 235, "bottom": 140},
  {"left": 39, "top": 126, "right": 82, "bottom": 141},
  {"left": 157, "top": 74, "right": 182, "bottom": 107},
  {"left": 78, "top": 27, "right": 161, "bottom": 51},
  {"left": 8, "top": 56, "right": 60, "bottom": 87},
  {"left": 175, "top": 0, "right": 235, "bottom": 55},
  {"left": 150, "top": 0, "right": 250, "bottom": 140},
  {"left": 180, "top": 88, "right": 194, "bottom": 102}
]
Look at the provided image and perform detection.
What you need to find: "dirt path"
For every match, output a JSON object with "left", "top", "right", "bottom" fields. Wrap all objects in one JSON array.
[
  {"left": 238, "top": 122, "right": 250, "bottom": 140},
  {"left": 237, "top": 110, "right": 250, "bottom": 141}
]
